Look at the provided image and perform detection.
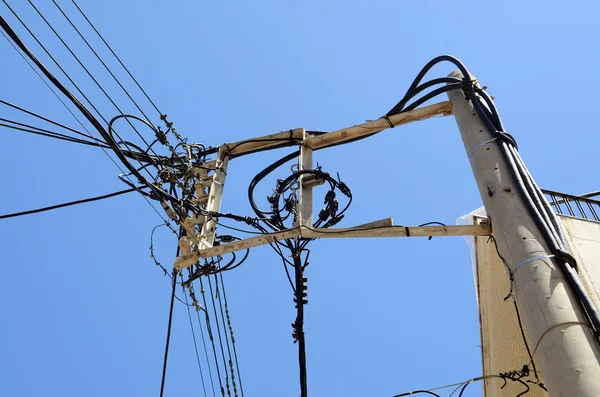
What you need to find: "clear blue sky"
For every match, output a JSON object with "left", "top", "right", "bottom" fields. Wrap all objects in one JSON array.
[{"left": 1, "top": 1, "right": 598, "bottom": 396}]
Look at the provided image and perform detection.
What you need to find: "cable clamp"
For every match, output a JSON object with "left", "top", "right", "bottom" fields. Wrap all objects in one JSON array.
[
  {"left": 554, "top": 249, "right": 578, "bottom": 271},
  {"left": 461, "top": 77, "right": 478, "bottom": 100},
  {"left": 470, "top": 137, "right": 497, "bottom": 158},
  {"left": 513, "top": 255, "right": 555, "bottom": 277},
  {"left": 382, "top": 115, "right": 395, "bottom": 129},
  {"left": 494, "top": 131, "right": 519, "bottom": 150}
]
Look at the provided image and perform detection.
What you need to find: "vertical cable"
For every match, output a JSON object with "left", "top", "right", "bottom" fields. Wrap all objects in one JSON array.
[
  {"left": 182, "top": 273, "right": 209, "bottom": 397},
  {"left": 218, "top": 272, "right": 245, "bottom": 397},
  {"left": 207, "top": 275, "right": 232, "bottom": 397},
  {"left": 159, "top": 268, "right": 178, "bottom": 397},
  {"left": 200, "top": 276, "right": 226, "bottom": 397},
  {"left": 214, "top": 273, "right": 238, "bottom": 397}
]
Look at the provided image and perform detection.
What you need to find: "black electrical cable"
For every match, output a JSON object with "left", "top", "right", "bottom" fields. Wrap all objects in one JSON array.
[
  {"left": 386, "top": 77, "right": 460, "bottom": 116},
  {"left": 159, "top": 268, "right": 178, "bottom": 397},
  {"left": 0, "top": 16, "right": 179, "bottom": 205},
  {"left": 1, "top": 23, "right": 174, "bottom": 229},
  {"left": 0, "top": 188, "right": 136, "bottom": 219},
  {"left": 181, "top": 275, "right": 209, "bottom": 397},
  {"left": 393, "top": 391, "right": 441, "bottom": 397},
  {"left": 52, "top": 0, "right": 155, "bottom": 126},
  {"left": 1, "top": 2, "right": 108, "bottom": 135},
  {"left": 218, "top": 249, "right": 250, "bottom": 272},
  {"left": 401, "top": 83, "right": 462, "bottom": 113},
  {"left": 69, "top": 0, "right": 163, "bottom": 116},
  {"left": 193, "top": 297, "right": 218, "bottom": 397},
  {"left": 0, "top": 99, "right": 104, "bottom": 142},
  {"left": 199, "top": 276, "right": 226, "bottom": 397},
  {"left": 0, "top": 116, "right": 158, "bottom": 163},
  {"left": 293, "top": 253, "right": 308, "bottom": 397},
  {"left": 0, "top": 119, "right": 108, "bottom": 147},
  {"left": 0, "top": 31, "right": 96, "bottom": 141},
  {"left": 247, "top": 151, "right": 299, "bottom": 228},
  {"left": 25, "top": 0, "right": 161, "bottom": 162},
  {"left": 108, "top": 114, "right": 163, "bottom": 168},
  {"left": 207, "top": 276, "right": 232, "bottom": 397},
  {"left": 442, "top": 56, "right": 600, "bottom": 339},
  {"left": 214, "top": 274, "right": 239, "bottom": 397},
  {"left": 393, "top": 371, "right": 538, "bottom": 397},
  {"left": 217, "top": 272, "right": 245, "bottom": 397}
]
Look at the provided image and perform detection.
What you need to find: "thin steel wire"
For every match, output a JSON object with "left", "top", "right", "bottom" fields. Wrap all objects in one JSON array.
[
  {"left": 70, "top": 0, "right": 163, "bottom": 116},
  {"left": 182, "top": 275, "right": 209, "bottom": 397},
  {"left": 0, "top": 5, "right": 173, "bottom": 227},
  {"left": 52, "top": 0, "right": 154, "bottom": 125},
  {"left": 25, "top": 0, "right": 161, "bottom": 181}
]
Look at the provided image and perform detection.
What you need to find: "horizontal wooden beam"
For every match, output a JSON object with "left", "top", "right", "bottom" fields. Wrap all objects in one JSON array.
[
  {"left": 303, "top": 101, "right": 452, "bottom": 150},
  {"left": 196, "top": 228, "right": 302, "bottom": 259},
  {"left": 178, "top": 223, "right": 490, "bottom": 269},
  {"left": 217, "top": 102, "right": 452, "bottom": 159},
  {"left": 222, "top": 128, "right": 305, "bottom": 158},
  {"left": 301, "top": 223, "right": 490, "bottom": 238}
]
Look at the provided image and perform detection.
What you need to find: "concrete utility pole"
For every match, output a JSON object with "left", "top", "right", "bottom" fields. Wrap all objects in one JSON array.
[{"left": 448, "top": 71, "right": 600, "bottom": 396}]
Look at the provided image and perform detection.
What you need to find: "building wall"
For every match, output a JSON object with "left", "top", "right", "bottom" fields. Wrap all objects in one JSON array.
[
  {"left": 475, "top": 214, "right": 600, "bottom": 397},
  {"left": 474, "top": 224, "right": 547, "bottom": 397},
  {"left": 560, "top": 216, "right": 600, "bottom": 312}
]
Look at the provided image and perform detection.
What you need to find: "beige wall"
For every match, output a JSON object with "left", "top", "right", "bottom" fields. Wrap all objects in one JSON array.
[
  {"left": 561, "top": 216, "right": 600, "bottom": 313},
  {"left": 475, "top": 214, "right": 600, "bottom": 396},
  {"left": 474, "top": 218, "right": 547, "bottom": 397}
]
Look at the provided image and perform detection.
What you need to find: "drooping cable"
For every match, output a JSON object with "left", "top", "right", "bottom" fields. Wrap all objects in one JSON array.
[
  {"left": 0, "top": 188, "right": 135, "bottom": 220},
  {"left": 392, "top": 366, "right": 541, "bottom": 397}
]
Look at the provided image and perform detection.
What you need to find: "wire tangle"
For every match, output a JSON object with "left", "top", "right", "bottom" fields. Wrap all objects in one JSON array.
[{"left": 392, "top": 365, "right": 546, "bottom": 397}]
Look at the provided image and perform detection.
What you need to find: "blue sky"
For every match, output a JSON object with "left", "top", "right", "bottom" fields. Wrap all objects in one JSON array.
[{"left": 0, "top": 1, "right": 598, "bottom": 396}]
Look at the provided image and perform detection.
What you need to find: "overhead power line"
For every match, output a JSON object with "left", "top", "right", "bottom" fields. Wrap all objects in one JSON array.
[
  {"left": 0, "top": 32, "right": 95, "bottom": 140},
  {"left": 0, "top": 11, "right": 179, "bottom": 226},
  {"left": 52, "top": 0, "right": 154, "bottom": 126},
  {"left": 24, "top": 0, "right": 161, "bottom": 168},
  {"left": 0, "top": 99, "right": 105, "bottom": 142},
  {"left": 0, "top": 188, "right": 136, "bottom": 220},
  {"left": 0, "top": 118, "right": 108, "bottom": 147},
  {"left": 70, "top": 0, "right": 164, "bottom": 116}
]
